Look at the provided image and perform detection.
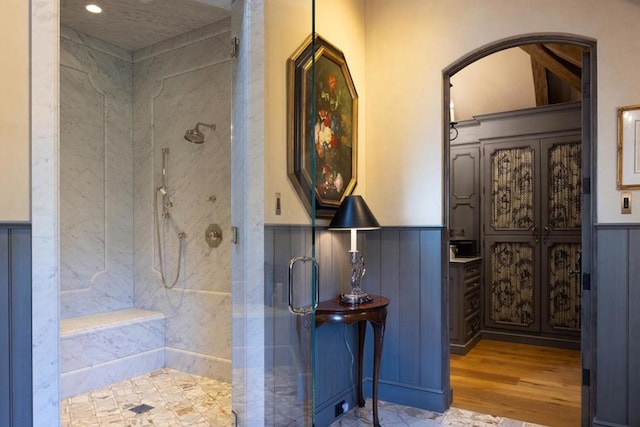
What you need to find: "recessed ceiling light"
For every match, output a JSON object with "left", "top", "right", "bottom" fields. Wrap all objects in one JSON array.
[{"left": 85, "top": 4, "right": 102, "bottom": 13}]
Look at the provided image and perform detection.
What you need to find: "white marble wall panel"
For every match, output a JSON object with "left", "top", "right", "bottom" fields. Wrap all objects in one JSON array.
[
  {"left": 133, "top": 19, "right": 231, "bottom": 63},
  {"left": 152, "top": 63, "right": 231, "bottom": 293},
  {"left": 60, "top": 309, "right": 165, "bottom": 373},
  {"left": 162, "top": 292, "right": 231, "bottom": 359},
  {"left": 133, "top": 22, "right": 232, "bottom": 379},
  {"left": 231, "top": 0, "right": 266, "bottom": 424},
  {"left": 165, "top": 346, "right": 231, "bottom": 382},
  {"left": 59, "top": 26, "right": 135, "bottom": 318},
  {"left": 59, "top": 66, "right": 105, "bottom": 291},
  {"left": 60, "top": 348, "right": 165, "bottom": 399},
  {"left": 60, "top": 25, "right": 132, "bottom": 62},
  {"left": 31, "top": 0, "right": 61, "bottom": 422}
]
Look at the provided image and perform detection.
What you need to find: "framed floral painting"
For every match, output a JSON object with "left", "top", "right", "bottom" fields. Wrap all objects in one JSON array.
[{"left": 287, "top": 34, "right": 358, "bottom": 218}]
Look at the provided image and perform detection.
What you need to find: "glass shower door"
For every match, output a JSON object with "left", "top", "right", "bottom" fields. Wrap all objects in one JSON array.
[
  {"left": 271, "top": 252, "right": 318, "bottom": 426},
  {"left": 231, "top": 2, "right": 319, "bottom": 425},
  {"left": 265, "top": 8, "right": 319, "bottom": 425}
]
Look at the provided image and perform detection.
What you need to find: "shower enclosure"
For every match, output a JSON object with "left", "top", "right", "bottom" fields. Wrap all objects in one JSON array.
[
  {"left": 59, "top": 0, "right": 232, "bottom": 404},
  {"left": 59, "top": 1, "right": 319, "bottom": 425}
]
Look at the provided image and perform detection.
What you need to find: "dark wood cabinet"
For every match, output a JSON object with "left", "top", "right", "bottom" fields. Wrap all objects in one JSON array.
[
  {"left": 482, "top": 135, "right": 581, "bottom": 342},
  {"left": 450, "top": 145, "right": 480, "bottom": 245},
  {"left": 449, "top": 103, "right": 583, "bottom": 347},
  {"left": 449, "top": 257, "right": 482, "bottom": 354}
]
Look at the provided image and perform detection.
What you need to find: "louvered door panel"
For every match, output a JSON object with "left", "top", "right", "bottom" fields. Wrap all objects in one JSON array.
[
  {"left": 541, "top": 237, "right": 581, "bottom": 335},
  {"left": 484, "top": 140, "right": 540, "bottom": 235},
  {"left": 540, "top": 136, "right": 582, "bottom": 338},
  {"left": 483, "top": 236, "right": 540, "bottom": 332},
  {"left": 481, "top": 135, "right": 582, "bottom": 339}
]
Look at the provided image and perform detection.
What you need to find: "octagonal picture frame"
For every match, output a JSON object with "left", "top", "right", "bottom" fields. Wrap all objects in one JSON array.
[{"left": 287, "top": 34, "right": 358, "bottom": 219}]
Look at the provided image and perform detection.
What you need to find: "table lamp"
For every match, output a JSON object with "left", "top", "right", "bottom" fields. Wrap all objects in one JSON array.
[{"left": 328, "top": 195, "right": 381, "bottom": 305}]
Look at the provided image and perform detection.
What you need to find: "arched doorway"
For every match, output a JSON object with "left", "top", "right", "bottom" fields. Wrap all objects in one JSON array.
[{"left": 442, "top": 34, "right": 596, "bottom": 426}]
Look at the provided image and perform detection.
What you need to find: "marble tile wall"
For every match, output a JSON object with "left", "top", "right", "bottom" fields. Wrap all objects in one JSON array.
[
  {"left": 31, "top": 1, "right": 61, "bottom": 422},
  {"left": 59, "top": 308, "right": 166, "bottom": 399},
  {"left": 133, "top": 19, "right": 233, "bottom": 382},
  {"left": 60, "top": 349, "right": 166, "bottom": 401},
  {"left": 230, "top": 0, "right": 267, "bottom": 423},
  {"left": 59, "top": 25, "right": 135, "bottom": 318},
  {"left": 33, "top": 3, "right": 238, "bottom": 424},
  {"left": 60, "top": 309, "right": 165, "bottom": 373}
]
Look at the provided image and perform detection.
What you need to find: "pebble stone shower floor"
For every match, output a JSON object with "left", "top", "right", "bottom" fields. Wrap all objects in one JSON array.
[
  {"left": 60, "top": 368, "right": 544, "bottom": 426},
  {"left": 60, "top": 369, "right": 232, "bottom": 426}
]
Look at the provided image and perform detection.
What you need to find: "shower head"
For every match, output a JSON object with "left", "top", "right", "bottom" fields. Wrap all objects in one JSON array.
[{"left": 184, "top": 122, "right": 216, "bottom": 144}]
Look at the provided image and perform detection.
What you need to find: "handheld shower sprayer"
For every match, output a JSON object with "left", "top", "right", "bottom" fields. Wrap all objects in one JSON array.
[
  {"left": 184, "top": 122, "right": 216, "bottom": 144},
  {"left": 154, "top": 147, "right": 185, "bottom": 289},
  {"left": 158, "top": 148, "right": 172, "bottom": 217}
]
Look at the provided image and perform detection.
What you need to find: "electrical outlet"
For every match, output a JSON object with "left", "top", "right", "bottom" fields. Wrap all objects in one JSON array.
[
  {"left": 622, "top": 192, "right": 631, "bottom": 214},
  {"left": 334, "top": 400, "right": 346, "bottom": 417}
]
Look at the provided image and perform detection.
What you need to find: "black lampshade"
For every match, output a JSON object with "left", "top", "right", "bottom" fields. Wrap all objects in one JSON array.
[{"left": 328, "top": 195, "right": 380, "bottom": 230}]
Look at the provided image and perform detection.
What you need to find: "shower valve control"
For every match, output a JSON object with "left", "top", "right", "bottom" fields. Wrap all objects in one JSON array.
[{"left": 205, "top": 223, "right": 223, "bottom": 248}]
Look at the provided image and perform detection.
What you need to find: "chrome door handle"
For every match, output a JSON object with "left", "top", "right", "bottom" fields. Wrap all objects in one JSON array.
[{"left": 288, "top": 256, "right": 319, "bottom": 316}]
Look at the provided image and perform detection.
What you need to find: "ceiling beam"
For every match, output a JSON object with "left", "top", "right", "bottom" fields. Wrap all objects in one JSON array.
[
  {"left": 542, "top": 43, "right": 584, "bottom": 68},
  {"left": 520, "top": 44, "right": 582, "bottom": 91},
  {"left": 530, "top": 58, "right": 549, "bottom": 106}
]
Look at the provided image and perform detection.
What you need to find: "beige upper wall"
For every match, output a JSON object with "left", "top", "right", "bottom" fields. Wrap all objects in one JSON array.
[
  {"left": 362, "top": 0, "right": 639, "bottom": 225},
  {"left": 451, "top": 47, "right": 536, "bottom": 122},
  {"left": 264, "top": 0, "right": 366, "bottom": 225},
  {"left": 0, "top": 0, "right": 30, "bottom": 221},
  {"left": 267, "top": 0, "right": 640, "bottom": 226},
  {"left": 10, "top": 0, "right": 640, "bottom": 226}
]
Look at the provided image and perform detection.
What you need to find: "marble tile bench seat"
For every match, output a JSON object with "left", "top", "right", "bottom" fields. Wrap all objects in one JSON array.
[{"left": 60, "top": 308, "right": 166, "bottom": 399}]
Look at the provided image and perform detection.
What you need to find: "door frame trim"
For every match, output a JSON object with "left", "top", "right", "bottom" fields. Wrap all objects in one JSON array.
[{"left": 442, "top": 33, "right": 597, "bottom": 426}]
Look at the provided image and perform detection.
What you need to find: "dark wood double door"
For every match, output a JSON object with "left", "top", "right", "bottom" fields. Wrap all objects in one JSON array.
[{"left": 483, "top": 135, "right": 582, "bottom": 340}]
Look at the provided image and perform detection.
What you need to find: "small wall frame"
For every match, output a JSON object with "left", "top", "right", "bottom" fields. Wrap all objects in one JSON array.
[
  {"left": 617, "top": 104, "right": 640, "bottom": 189},
  {"left": 287, "top": 34, "right": 358, "bottom": 218}
]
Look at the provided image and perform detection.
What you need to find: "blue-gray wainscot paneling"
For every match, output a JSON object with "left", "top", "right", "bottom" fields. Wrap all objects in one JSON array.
[
  {"left": 361, "top": 227, "right": 450, "bottom": 413},
  {"left": 593, "top": 224, "right": 640, "bottom": 427},
  {"left": 265, "top": 225, "right": 450, "bottom": 426},
  {"left": 0, "top": 225, "right": 32, "bottom": 427}
]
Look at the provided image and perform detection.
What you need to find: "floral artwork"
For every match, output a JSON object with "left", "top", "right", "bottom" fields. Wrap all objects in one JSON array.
[
  {"left": 287, "top": 35, "right": 358, "bottom": 218},
  {"left": 307, "top": 56, "right": 354, "bottom": 203}
]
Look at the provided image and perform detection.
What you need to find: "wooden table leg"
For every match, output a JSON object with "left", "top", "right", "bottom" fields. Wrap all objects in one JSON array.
[
  {"left": 314, "top": 297, "right": 389, "bottom": 427},
  {"left": 356, "top": 320, "right": 366, "bottom": 407},
  {"left": 371, "top": 313, "right": 386, "bottom": 427}
]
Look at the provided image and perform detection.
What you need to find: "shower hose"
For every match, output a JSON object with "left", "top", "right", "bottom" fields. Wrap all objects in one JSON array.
[{"left": 154, "top": 186, "right": 186, "bottom": 289}]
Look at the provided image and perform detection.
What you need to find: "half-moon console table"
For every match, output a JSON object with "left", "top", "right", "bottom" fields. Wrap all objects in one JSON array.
[{"left": 316, "top": 295, "right": 389, "bottom": 427}]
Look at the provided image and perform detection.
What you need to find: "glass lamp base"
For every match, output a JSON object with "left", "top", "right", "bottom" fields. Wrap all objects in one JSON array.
[{"left": 340, "top": 291, "right": 372, "bottom": 306}]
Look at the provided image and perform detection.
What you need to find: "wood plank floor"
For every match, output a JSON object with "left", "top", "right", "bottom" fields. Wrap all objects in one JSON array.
[{"left": 450, "top": 339, "right": 581, "bottom": 427}]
